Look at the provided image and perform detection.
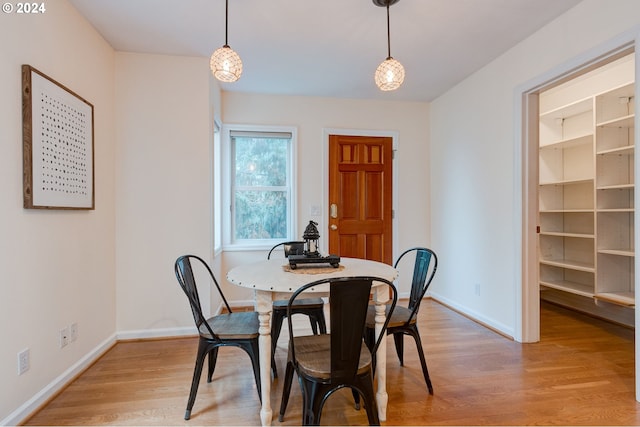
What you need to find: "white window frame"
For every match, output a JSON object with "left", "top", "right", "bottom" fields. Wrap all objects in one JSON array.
[
  {"left": 212, "top": 119, "right": 222, "bottom": 255},
  {"left": 221, "top": 124, "right": 297, "bottom": 251}
]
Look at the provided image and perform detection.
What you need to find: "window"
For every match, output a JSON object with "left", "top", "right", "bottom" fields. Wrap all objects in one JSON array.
[
  {"left": 212, "top": 119, "right": 222, "bottom": 255},
  {"left": 222, "top": 125, "right": 297, "bottom": 249}
]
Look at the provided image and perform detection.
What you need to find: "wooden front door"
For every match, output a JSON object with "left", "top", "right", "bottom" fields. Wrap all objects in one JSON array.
[{"left": 328, "top": 135, "right": 393, "bottom": 264}]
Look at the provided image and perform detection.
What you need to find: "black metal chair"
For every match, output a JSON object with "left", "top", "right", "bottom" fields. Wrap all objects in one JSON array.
[
  {"left": 278, "top": 276, "right": 398, "bottom": 426},
  {"left": 174, "top": 255, "right": 261, "bottom": 420},
  {"left": 364, "top": 247, "right": 438, "bottom": 395},
  {"left": 268, "top": 241, "right": 327, "bottom": 378}
]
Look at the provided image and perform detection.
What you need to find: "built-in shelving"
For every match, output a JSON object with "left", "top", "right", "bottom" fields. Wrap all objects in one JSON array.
[{"left": 539, "top": 70, "right": 636, "bottom": 314}]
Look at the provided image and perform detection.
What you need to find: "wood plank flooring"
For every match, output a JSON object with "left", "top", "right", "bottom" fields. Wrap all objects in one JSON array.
[{"left": 23, "top": 300, "right": 640, "bottom": 425}]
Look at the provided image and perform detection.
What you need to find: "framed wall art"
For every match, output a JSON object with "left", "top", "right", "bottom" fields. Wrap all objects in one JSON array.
[{"left": 22, "top": 65, "right": 95, "bottom": 209}]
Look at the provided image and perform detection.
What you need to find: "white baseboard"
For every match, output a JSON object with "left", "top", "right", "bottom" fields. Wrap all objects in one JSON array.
[
  {"left": 1, "top": 334, "right": 117, "bottom": 427},
  {"left": 428, "top": 291, "right": 515, "bottom": 339},
  {"left": 117, "top": 326, "right": 196, "bottom": 341},
  {"left": 398, "top": 291, "right": 411, "bottom": 300}
]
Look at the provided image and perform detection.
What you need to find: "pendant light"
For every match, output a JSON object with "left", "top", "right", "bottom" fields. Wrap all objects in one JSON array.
[
  {"left": 210, "top": 0, "right": 243, "bottom": 82},
  {"left": 373, "top": 0, "right": 405, "bottom": 91}
]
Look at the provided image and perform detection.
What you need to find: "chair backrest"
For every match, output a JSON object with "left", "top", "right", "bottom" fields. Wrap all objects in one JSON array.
[
  {"left": 394, "top": 247, "right": 438, "bottom": 324},
  {"left": 267, "top": 241, "right": 305, "bottom": 259},
  {"left": 287, "top": 276, "right": 397, "bottom": 384},
  {"left": 174, "top": 255, "right": 232, "bottom": 340}
]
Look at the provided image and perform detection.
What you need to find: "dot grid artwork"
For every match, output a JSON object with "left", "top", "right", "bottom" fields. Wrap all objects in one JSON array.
[{"left": 22, "top": 65, "right": 94, "bottom": 209}]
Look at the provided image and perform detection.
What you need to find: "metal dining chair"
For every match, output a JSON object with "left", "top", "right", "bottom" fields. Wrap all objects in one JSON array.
[
  {"left": 174, "top": 255, "right": 261, "bottom": 420},
  {"left": 364, "top": 247, "right": 438, "bottom": 395},
  {"left": 268, "top": 241, "right": 327, "bottom": 377},
  {"left": 278, "top": 276, "right": 397, "bottom": 425}
]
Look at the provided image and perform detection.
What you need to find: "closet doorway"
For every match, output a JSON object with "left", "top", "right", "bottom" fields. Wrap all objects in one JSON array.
[{"left": 520, "top": 43, "right": 638, "bottom": 398}]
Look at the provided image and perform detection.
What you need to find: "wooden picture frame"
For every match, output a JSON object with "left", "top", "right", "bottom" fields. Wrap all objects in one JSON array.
[{"left": 22, "top": 65, "right": 95, "bottom": 209}]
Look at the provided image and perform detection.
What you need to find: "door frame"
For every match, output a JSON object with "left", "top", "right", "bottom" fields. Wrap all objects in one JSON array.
[
  {"left": 517, "top": 29, "right": 640, "bottom": 399},
  {"left": 322, "top": 128, "right": 399, "bottom": 263}
]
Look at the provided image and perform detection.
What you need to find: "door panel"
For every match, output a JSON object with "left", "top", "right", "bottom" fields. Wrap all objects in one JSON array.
[{"left": 328, "top": 134, "right": 392, "bottom": 264}]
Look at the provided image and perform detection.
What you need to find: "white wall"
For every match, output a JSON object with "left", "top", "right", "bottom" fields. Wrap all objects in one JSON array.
[
  {"left": 114, "top": 53, "right": 215, "bottom": 336},
  {"left": 430, "top": 0, "right": 640, "bottom": 338},
  {"left": 0, "top": 1, "right": 116, "bottom": 423},
  {"left": 221, "top": 93, "right": 430, "bottom": 300}
]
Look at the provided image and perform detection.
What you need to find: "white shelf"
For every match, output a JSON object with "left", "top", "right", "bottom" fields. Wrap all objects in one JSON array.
[
  {"left": 540, "top": 97, "right": 592, "bottom": 119},
  {"left": 540, "top": 280, "right": 594, "bottom": 298},
  {"left": 597, "top": 183, "right": 634, "bottom": 190},
  {"left": 540, "top": 178, "right": 593, "bottom": 186},
  {"left": 540, "top": 231, "right": 594, "bottom": 239},
  {"left": 540, "top": 209, "right": 594, "bottom": 213},
  {"left": 595, "top": 292, "right": 635, "bottom": 307},
  {"left": 596, "top": 145, "right": 634, "bottom": 156},
  {"left": 597, "top": 114, "right": 635, "bottom": 129},
  {"left": 598, "top": 249, "right": 635, "bottom": 257},
  {"left": 540, "top": 134, "right": 593, "bottom": 150},
  {"left": 540, "top": 258, "right": 595, "bottom": 273},
  {"left": 597, "top": 208, "right": 634, "bottom": 213}
]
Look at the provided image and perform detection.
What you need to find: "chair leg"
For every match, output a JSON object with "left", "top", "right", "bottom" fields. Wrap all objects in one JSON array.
[
  {"left": 364, "top": 327, "right": 378, "bottom": 376},
  {"left": 408, "top": 326, "right": 433, "bottom": 395},
  {"left": 364, "top": 327, "right": 375, "bottom": 351},
  {"left": 278, "top": 361, "right": 295, "bottom": 422},
  {"left": 352, "top": 388, "right": 361, "bottom": 410},
  {"left": 354, "top": 375, "right": 380, "bottom": 426},
  {"left": 271, "top": 311, "right": 286, "bottom": 378},
  {"left": 316, "top": 310, "right": 327, "bottom": 334},
  {"left": 393, "top": 332, "right": 405, "bottom": 366},
  {"left": 301, "top": 379, "right": 325, "bottom": 426},
  {"left": 245, "top": 340, "right": 262, "bottom": 402},
  {"left": 271, "top": 311, "right": 285, "bottom": 348},
  {"left": 271, "top": 357, "right": 278, "bottom": 379},
  {"left": 207, "top": 347, "right": 219, "bottom": 382},
  {"left": 362, "top": 393, "right": 380, "bottom": 425},
  {"left": 308, "top": 316, "right": 319, "bottom": 335},
  {"left": 185, "top": 339, "right": 210, "bottom": 420}
]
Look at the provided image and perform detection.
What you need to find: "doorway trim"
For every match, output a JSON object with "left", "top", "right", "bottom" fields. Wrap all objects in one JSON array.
[
  {"left": 517, "top": 28, "right": 640, "bottom": 398},
  {"left": 322, "top": 128, "right": 399, "bottom": 264}
]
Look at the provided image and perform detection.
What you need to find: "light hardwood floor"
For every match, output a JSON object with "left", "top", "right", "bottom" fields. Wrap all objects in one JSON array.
[{"left": 24, "top": 300, "right": 640, "bottom": 426}]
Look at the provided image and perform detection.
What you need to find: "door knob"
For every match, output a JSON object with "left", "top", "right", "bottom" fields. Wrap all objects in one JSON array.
[{"left": 330, "top": 224, "right": 338, "bottom": 230}]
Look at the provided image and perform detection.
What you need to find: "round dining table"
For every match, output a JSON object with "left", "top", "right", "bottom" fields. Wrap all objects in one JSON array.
[{"left": 227, "top": 257, "right": 398, "bottom": 426}]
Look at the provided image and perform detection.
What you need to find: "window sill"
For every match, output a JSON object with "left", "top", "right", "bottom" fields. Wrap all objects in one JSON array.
[{"left": 222, "top": 243, "right": 276, "bottom": 252}]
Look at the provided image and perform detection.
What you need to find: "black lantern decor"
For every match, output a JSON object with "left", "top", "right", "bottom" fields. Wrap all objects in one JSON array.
[
  {"left": 288, "top": 220, "right": 340, "bottom": 269},
  {"left": 303, "top": 220, "right": 321, "bottom": 257}
]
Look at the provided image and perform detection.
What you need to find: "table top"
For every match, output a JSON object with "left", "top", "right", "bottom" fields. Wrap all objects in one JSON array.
[{"left": 227, "top": 257, "right": 398, "bottom": 293}]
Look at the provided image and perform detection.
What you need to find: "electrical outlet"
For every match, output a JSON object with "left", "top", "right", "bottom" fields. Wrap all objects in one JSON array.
[
  {"left": 474, "top": 283, "right": 481, "bottom": 296},
  {"left": 60, "top": 327, "right": 69, "bottom": 348},
  {"left": 18, "top": 348, "right": 30, "bottom": 375},
  {"left": 70, "top": 323, "right": 78, "bottom": 343}
]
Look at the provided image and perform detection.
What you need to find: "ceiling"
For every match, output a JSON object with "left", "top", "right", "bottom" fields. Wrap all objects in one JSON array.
[{"left": 68, "top": 0, "right": 582, "bottom": 102}]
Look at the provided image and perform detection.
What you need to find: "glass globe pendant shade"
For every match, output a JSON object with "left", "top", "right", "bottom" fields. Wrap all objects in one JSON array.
[
  {"left": 374, "top": 57, "right": 405, "bottom": 91},
  {"left": 210, "top": 45, "right": 243, "bottom": 83}
]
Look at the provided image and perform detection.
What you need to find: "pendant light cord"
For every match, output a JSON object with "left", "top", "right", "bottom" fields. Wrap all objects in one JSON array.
[
  {"left": 386, "top": 3, "right": 391, "bottom": 59},
  {"left": 224, "top": 0, "right": 229, "bottom": 47}
]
